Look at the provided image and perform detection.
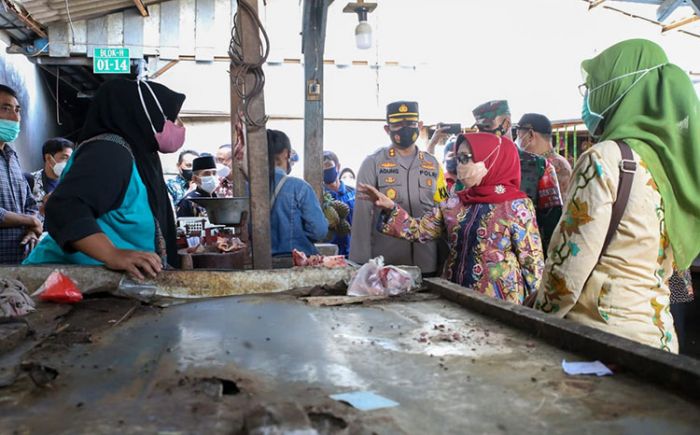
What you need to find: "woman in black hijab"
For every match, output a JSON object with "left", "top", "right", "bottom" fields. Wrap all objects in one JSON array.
[{"left": 24, "top": 79, "right": 186, "bottom": 279}]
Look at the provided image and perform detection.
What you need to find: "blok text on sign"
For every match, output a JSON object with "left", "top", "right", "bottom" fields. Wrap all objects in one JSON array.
[{"left": 93, "top": 48, "right": 130, "bottom": 74}]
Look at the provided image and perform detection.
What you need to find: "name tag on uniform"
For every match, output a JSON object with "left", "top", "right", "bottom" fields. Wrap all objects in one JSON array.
[{"left": 380, "top": 168, "right": 400, "bottom": 175}]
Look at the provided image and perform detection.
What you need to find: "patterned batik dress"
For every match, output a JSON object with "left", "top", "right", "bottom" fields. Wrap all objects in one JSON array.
[
  {"left": 380, "top": 196, "right": 544, "bottom": 304},
  {"left": 534, "top": 141, "right": 679, "bottom": 353}
]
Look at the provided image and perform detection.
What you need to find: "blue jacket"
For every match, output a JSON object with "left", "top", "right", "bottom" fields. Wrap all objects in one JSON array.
[
  {"left": 324, "top": 181, "right": 355, "bottom": 257},
  {"left": 271, "top": 167, "right": 328, "bottom": 256}
]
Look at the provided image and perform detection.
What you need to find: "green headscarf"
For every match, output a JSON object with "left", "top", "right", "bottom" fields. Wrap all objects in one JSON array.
[{"left": 582, "top": 39, "right": 700, "bottom": 269}]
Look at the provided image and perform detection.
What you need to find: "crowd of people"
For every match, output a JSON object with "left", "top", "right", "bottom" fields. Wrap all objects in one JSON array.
[{"left": 0, "top": 39, "right": 697, "bottom": 354}]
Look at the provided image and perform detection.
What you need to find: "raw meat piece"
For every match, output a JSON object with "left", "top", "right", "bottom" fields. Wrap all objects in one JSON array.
[
  {"left": 322, "top": 255, "right": 348, "bottom": 268},
  {"left": 378, "top": 266, "right": 414, "bottom": 296},
  {"left": 292, "top": 249, "right": 347, "bottom": 268},
  {"left": 216, "top": 236, "right": 246, "bottom": 253},
  {"left": 347, "top": 257, "right": 415, "bottom": 297}
]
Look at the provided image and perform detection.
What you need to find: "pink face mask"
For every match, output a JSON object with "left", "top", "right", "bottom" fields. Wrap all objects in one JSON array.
[{"left": 137, "top": 80, "right": 186, "bottom": 154}]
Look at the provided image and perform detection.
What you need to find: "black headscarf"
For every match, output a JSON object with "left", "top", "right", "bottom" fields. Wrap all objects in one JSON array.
[{"left": 79, "top": 79, "right": 186, "bottom": 268}]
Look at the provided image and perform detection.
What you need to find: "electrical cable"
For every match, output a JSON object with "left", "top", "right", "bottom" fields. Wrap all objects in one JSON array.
[
  {"left": 56, "top": 67, "right": 62, "bottom": 126},
  {"left": 28, "top": 41, "right": 49, "bottom": 57},
  {"left": 64, "top": 0, "right": 76, "bottom": 46},
  {"left": 229, "top": 0, "right": 270, "bottom": 128}
]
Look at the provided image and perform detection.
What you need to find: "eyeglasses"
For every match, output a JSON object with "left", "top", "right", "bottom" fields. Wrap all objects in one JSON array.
[
  {"left": 578, "top": 83, "right": 588, "bottom": 97},
  {"left": 456, "top": 153, "right": 473, "bottom": 164},
  {"left": 516, "top": 127, "right": 533, "bottom": 137}
]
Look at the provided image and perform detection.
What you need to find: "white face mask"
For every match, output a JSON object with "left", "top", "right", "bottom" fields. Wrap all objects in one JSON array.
[
  {"left": 216, "top": 163, "right": 231, "bottom": 179},
  {"left": 53, "top": 161, "right": 67, "bottom": 177},
  {"left": 200, "top": 175, "right": 218, "bottom": 194}
]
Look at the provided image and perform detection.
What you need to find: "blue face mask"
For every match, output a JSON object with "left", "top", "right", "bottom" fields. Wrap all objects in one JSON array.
[
  {"left": 0, "top": 119, "right": 20, "bottom": 143},
  {"left": 581, "top": 91, "right": 604, "bottom": 137},
  {"left": 324, "top": 166, "right": 338, "bottom": 184}
]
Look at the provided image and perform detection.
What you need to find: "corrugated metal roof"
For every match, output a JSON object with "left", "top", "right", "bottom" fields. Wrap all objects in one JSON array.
[
  {"left": 0, "top": 6, "right": 38, "bottom": 43},
  {"left": 19, "top": 0, "right": 166, "bottom": 24},
  {"left": 37, "top": 0, "right": 236, "bottom": 61}
]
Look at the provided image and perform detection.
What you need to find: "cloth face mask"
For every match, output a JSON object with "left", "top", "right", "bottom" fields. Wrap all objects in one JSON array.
[
  {"left": 582, "top": 64, "right": 664, "bottom": 137},
  {"left": 137, "top": 81, "right": 186, "bottom": 153},
  {"left": 200, "top": 175, "right": 219, "bottom": 194}
]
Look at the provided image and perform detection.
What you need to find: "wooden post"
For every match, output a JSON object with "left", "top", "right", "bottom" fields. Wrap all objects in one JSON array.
[
  {"left": 232, "top": 0, "right": 271, "bottom": 270},
  {"left": 302, "top": 0, "right": 330, "bottom": 200}
]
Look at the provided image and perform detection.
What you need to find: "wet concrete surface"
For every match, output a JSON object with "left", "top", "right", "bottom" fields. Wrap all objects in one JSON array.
[{"left": 1, "top": 295, "right": 699, "bottom": 434}]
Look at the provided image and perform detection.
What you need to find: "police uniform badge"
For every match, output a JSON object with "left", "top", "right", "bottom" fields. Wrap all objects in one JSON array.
[{"left": 386, "top": 188, "right": 397, "bottom": 200}]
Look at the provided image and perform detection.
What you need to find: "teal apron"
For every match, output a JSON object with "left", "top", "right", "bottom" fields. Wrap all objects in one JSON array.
[{"left": 23, "top": 134, "right": 156, "bottom": 265}]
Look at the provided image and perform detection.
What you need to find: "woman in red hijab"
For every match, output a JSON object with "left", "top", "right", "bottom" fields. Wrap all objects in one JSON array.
[{"left": 358, "top": 132, "right": 544, "bottom": 304}]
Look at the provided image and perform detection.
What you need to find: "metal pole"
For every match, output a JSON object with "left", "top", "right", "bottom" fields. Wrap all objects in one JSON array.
[
  {"left": 573, "top": 124, "right": 578, "bottom": 163},
  {"left": 302, "top": 0, "right": 330, "bottom": 200}
]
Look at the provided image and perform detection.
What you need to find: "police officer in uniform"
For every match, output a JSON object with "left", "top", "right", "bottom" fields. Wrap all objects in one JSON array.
[{"left": 350, "top": 101, "right": 448, "bottom": 275}]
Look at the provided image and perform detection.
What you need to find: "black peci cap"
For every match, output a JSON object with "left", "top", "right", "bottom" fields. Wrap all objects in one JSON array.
[
  {"left": 192, "top": 155, "right": 216, "bottom": 171},
  {"left": 516, "top": 113, "right": 552, "bottom": 135}
]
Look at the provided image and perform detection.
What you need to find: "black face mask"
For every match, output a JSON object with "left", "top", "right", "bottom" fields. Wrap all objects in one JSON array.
[
  {"left": 181, "top": 169, "right": 193, "bottom": 182},
  {"left": 481, "top": 119, "right": 509, "bottom": 137},
  {"left": 391, "top": 126, "right": 419, "bottom": 149}
]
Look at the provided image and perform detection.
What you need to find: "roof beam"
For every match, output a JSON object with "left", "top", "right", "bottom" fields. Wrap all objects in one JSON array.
[
  {"left": 662, "top": 14, "right": 700, "bottom": 32},
  {"left": 589, "top": 0, "right": 608, "bottom": 10},
  {"left": 150, "top": 59, "right": 179, "bottom": 79},
  {"left": 132, "top": 0, "right": 150, "bottom": 17},
  {"left": 1, "top": 0, "right": 47, "bottom": 38}
]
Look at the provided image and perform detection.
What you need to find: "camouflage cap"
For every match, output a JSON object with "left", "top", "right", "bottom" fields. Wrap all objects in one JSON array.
[{"left": 472, "top": 100, "right": 510, "bottom": 126}]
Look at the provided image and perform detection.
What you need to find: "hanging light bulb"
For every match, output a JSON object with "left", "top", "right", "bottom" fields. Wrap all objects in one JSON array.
[
  {"left": 343, "top": 1, "right": 377, "bottom": 50},
  {"left": 355, "top": 18, "right": 372, "bottom": 50}
]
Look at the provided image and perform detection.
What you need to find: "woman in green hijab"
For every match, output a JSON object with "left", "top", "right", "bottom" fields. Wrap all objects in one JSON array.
[{"left": 533, "top": 39, "right": 700, "bottom": 353}]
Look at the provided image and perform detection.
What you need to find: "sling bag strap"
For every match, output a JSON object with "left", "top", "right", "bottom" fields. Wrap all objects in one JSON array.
[
  {"left": 270, "top": 175, "right": 289, "bottom": 209},
  {"left": 598, "top": 140, "right": 637, "bottom": 261}
]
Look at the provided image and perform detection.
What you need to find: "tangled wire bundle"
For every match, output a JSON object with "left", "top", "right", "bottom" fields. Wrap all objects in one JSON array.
[{"left": 229, "top": 0, "right": 271, "bottom": 128}]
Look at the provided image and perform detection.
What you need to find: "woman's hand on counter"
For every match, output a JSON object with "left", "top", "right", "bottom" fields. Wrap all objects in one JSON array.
[
  {"left": 104, "top": 249, "right": 163, "bottom": 281},
  {"left": 72, "top": 233, "right": 162, "bottom": 281}
]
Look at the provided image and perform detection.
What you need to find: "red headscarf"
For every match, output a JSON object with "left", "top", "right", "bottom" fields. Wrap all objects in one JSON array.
[{"left": 456, "top": 132, "right": 527, "bottom": 205}]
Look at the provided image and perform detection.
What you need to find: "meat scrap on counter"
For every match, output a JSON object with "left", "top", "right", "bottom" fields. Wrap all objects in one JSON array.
[{"left": 292, "top": 249, "right": 348, "bottom": 268}]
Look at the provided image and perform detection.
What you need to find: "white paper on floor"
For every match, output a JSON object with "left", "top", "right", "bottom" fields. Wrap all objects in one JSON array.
[{"left": 562, "top": 359, "right": 613, "bottom": 377}]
